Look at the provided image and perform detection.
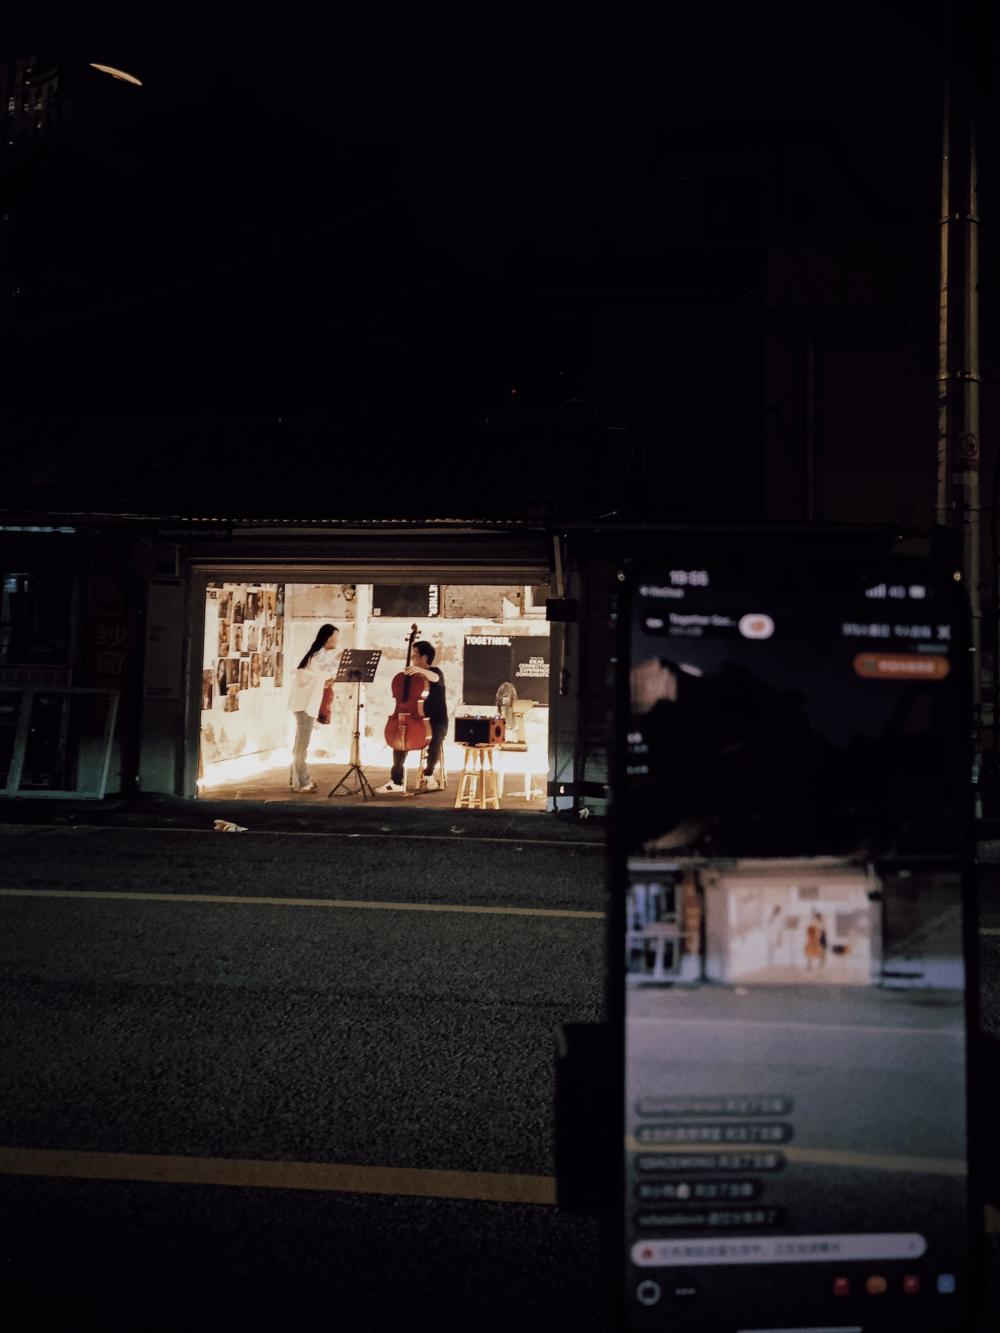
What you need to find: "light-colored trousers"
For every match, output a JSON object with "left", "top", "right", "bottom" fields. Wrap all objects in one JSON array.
[{"left": 290, "top": 710, "right": 315, "bottom": 788}]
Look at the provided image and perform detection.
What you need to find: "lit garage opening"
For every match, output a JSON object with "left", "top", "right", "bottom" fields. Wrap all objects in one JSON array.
[{"left": 197, "top": 580, "right": 550, "bottom": 809}]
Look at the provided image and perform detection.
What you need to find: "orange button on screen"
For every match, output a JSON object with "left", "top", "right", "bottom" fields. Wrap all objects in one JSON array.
[{"left": 854, "top": 653, "right": 950, "bottom": 681}]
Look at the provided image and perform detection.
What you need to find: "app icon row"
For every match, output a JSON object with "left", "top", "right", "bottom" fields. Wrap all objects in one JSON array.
[
  {"left": 832, "top": 1273, "right": 956, "bottom": 1296},
  {"left": 635, "top": 1271, "right": 957, "bottom": 1308}
]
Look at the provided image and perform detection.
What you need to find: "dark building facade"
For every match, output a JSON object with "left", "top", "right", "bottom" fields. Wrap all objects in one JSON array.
[{"left": 1, "top": 9, "right": 997, "bottom": 811}]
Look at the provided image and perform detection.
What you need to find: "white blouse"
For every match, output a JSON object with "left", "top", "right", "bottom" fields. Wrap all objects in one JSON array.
[{"left": 287, "top": 647, "right": 339, "bottom": 715}]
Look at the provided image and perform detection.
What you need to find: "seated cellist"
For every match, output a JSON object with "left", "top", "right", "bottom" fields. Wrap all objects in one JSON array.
[{"left": 377, "top": 641, "right": 448, "bottom": 793}]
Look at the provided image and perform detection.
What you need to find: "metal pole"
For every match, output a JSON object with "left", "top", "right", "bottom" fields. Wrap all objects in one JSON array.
[
  {"left": 804, "top": 305, "right": 818, "bottom": 521},
  {"left": 936, "top": 0, "right": 983, "bottom": 813}
]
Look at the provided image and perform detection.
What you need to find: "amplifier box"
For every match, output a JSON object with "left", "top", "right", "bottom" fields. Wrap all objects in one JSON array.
[{"left": 454, "top": 715, "right": 506, "bottom": 745}]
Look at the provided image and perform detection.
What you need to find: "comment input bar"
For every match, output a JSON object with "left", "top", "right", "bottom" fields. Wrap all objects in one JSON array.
[{"left": 632, "top": 1232, "right": 927, "bottom": 1267}]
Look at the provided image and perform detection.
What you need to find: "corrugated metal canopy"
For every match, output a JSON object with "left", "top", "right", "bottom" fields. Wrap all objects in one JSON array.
[{"left": 182, "top": 519, "right": 552, "bottom": 584}]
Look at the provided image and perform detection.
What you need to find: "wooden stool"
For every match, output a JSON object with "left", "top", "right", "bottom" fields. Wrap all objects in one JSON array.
[
  {"left": 405, "top": 745, "right": 449, "bottom": 792},
  {"left": 454, "top": 744, "right": 500, "bottom": 810},
  {"left": 420, "top": 744, "right": 447, "bottom": 791}
]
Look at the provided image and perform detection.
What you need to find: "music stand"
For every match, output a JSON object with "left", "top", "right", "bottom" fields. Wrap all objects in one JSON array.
[{"left": 327, "top": 649, "right": 382, "bottom": 800}]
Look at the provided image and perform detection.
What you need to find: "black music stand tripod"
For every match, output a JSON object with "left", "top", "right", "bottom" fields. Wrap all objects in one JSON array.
[{"left": 327, "top": 648, "right": 382, "bottom": 800}]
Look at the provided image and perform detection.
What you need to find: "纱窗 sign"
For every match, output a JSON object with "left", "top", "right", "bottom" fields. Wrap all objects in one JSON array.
[{"left": 463, "top": 634, "right": 550, "bottom": 706}]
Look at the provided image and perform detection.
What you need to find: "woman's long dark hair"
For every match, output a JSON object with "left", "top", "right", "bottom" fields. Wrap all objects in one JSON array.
[{"left": 298, "top": 623, "right": 338, "bottom": 670}]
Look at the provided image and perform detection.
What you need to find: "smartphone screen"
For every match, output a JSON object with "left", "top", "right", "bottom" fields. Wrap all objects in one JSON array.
[{"left": 616, "top": 537, "right": 976, "bottom": 1332}]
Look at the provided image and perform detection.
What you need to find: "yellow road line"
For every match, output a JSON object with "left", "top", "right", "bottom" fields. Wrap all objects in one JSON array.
[
  {"left": 0, "top": 887, "right": 602, "bottom": 920},
  {"left": 627, "top": 1139, "right": 967, "bottom": 1176},
  {"left": 0, "top": 1146, "right": 992, "bottom": 1226},
  {"left": 2, "top": 884, "right": 997, "bottom": 934},
  {"left": 0, "top": 1146, "right": 556, "bottom": 1204}
]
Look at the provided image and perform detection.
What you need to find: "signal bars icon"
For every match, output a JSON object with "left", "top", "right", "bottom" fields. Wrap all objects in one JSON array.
[{"left": 864, "top": 584, "right": 926, "bottom": 600}]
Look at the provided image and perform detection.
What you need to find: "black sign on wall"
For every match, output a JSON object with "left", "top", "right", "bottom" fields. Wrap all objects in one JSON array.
[
  {"left": 371, "top": 585, "right": 440, "bottom": 617},
  {"left": 463, "top": 634, "right": 550, "bottom": 706},
  {"left": 511, "top": 635, "right": 550, "bottom": 704}
]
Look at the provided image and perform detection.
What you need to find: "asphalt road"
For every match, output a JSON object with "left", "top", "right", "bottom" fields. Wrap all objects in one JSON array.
[
  {"left": 0, "top": 822, "right": 607, "bottom": 1332},
  {"left": 0, "top": 814, "right": 998, "bottom": 1331}
]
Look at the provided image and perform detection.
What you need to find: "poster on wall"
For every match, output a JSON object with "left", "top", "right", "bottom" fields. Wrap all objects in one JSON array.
[
  {"left": 371, "top": 584, "right": 440, "bottom": 617},
  {"left": 463, "top": 635, "right": 514, "bottom": 708},
  {"left": 510, "top": 635, "right": 550, "bottom": 705},
  {"left": 462, "top": 634, "right": 550, "bottom": 707},
  {"left": 203, "top": 585, "right": 288, "bottom": 766}
]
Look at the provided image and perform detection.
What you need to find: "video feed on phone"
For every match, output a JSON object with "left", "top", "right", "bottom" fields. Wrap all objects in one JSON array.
[{"left": 622, "top": 549, "right": 970, "bottom": 1330}]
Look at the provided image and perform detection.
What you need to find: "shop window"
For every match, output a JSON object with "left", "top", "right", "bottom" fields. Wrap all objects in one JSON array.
[
  {"left": 524, "top": 583, "right": 549, "bottom": 617},
  {"left": 0, "top": 569, "right": 73, "bottom": 665}
]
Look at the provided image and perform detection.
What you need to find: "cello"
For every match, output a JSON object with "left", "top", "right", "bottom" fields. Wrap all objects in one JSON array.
[{"left": 384, "top": 623, "right": 432, "bottom": 752}]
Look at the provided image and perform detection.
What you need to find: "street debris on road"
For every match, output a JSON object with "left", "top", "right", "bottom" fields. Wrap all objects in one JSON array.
[{"left": 213, "top": 819, "right": 248, "bottom": 833}]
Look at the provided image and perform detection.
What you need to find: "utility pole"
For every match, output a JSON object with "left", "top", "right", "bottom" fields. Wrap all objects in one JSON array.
[{"left": 936, "top": 0, "right": 983, "bottom": 815}]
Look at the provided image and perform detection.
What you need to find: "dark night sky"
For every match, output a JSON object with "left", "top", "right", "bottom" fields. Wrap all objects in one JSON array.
[
  {"left": 28, "top": 3, "right": 958, "bottom": 269},
  {"left": 4, "top": 3, "right": 997, "bottom": 518}
]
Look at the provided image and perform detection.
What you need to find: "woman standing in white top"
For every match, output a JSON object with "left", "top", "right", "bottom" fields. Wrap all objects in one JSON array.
[{"left": 288, "top": 623, "right": 339, "bottom": 793}]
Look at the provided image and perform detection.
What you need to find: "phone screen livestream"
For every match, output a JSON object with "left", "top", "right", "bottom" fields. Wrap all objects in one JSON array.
[{"left": 623, "top": 550, "right": 970, "bottom": 1331}]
